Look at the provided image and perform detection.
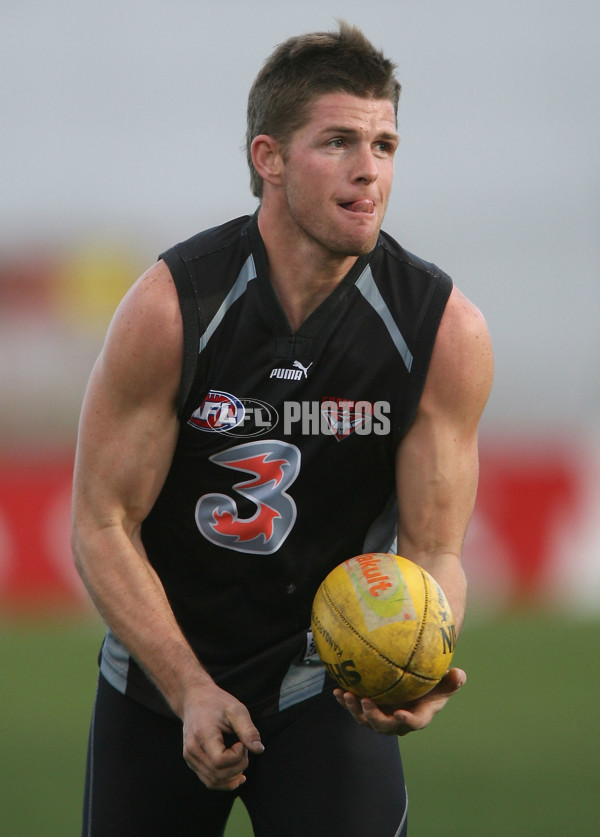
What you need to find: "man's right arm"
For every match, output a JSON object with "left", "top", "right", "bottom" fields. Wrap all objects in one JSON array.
[{"left": 71, "top": 260, "right": 263, "bottom": 789}]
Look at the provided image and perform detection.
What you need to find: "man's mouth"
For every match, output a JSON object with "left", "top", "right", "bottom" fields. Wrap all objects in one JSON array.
[{"left": 340, "top": 199, "right": 375, "bottom": 214}]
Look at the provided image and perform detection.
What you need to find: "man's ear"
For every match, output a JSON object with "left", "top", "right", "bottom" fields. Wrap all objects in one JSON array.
[{"left": 251, "top": 135, "right": 285, "bottom": 188}]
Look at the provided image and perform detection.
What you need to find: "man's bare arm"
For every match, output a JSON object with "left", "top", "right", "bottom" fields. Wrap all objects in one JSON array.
[
  {"left": 71, "top": 260, "right": 263, "bottom": 788},
  {"left": 335, "top": 286, "right": 494, "bottom": 734},
  {"left": 395, "top": 286, "right": 493, "bottom": 629}
]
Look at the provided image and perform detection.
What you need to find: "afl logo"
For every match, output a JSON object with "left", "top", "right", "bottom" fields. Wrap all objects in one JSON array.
[
  {"left": 189, "top": 390, "right": 244, "bottom": 432},
  {"left": 188, "top": 390, "right": 278, "bottom": 437}
]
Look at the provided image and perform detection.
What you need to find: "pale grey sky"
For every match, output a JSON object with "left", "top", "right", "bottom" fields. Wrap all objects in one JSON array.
[{"left": 2, "top": 0, "right": 599, "bottom": 432}]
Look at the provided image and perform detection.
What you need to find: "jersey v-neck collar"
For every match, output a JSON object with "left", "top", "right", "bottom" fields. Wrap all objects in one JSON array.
[{"left": 245, "top": 212, "right": 375, "bottom": 340}]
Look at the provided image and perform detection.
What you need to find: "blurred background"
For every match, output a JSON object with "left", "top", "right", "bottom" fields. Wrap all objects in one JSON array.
[{"left": 1, "top": 1, "right": 598, "bottom": 834}]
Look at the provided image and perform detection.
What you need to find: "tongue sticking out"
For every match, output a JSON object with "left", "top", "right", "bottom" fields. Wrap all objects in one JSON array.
[{"left": 342, "top": 199, "right": 375, "bottom": 214}]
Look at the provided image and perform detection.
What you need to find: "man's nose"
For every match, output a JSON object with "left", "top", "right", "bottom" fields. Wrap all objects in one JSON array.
[{"left": 352, "top": 144, "right": 379, "bottom": 184}]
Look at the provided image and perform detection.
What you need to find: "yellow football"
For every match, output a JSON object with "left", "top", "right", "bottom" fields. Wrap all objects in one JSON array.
[{"left": 311, "top": 553, "right": 456, "bottom": 705}]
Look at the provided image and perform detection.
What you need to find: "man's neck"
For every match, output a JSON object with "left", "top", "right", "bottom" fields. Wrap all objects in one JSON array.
[{"left": 257, "top": 205, "right": 358, "bottom": 333}]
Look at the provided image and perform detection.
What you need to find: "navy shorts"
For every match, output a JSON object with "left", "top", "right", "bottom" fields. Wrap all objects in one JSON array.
[{"left": 83, "top": 674, "right": 408, "bottom": 836}]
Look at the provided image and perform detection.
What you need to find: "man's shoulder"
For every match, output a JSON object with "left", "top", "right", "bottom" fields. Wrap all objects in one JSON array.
[
  {"left": 159, "top": 215, "right": 253, "bottom": 264},
  {"left": 377, "top": 229, "right": 452, "bottom": 284},
  {"left": 424, "top": 286, "right": 493, "bottom": 418}
]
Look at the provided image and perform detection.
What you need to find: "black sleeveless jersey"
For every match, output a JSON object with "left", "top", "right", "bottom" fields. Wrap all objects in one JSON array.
[{"left": 99, "top": 213, "right": 452, "bottom": 718}]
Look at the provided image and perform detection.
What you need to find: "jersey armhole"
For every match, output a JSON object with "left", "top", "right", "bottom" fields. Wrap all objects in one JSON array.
[
  {"left": 159, "top": 248, "right": 202, "bottom": 419},
  {"left": 396, "top": 271, "right": 453, "bottom": 442}
]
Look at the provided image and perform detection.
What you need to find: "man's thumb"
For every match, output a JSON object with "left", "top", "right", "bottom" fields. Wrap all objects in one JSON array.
[{"left": 233, "top": 715, "right": 265, "bottom": 754}]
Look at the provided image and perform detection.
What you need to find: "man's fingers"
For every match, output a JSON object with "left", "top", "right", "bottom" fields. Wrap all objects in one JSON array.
[
  {"left": 185, "top": 737, "right": 249, "bottom": 791},
  {"left": 333, "top": 666, "right": 468, "bottom": 736},
  {"left": 185, "top": 711, "right": 264, "bottom": 791},
  {"left": 440, "top": 667, "right": 467, "bottom": 694},
  {"left": 228, "top": 708, "right": 265, "bottom": 755}
]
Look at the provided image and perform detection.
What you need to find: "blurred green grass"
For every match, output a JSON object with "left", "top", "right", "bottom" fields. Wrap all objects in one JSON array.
[{"left": 1, "top": 610, "right": 598, "bottom": 836}]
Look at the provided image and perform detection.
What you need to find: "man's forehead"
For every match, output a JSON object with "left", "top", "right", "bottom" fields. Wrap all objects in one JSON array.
[{"left": 302, "top": 91, "right": 397, "bottom": 132}]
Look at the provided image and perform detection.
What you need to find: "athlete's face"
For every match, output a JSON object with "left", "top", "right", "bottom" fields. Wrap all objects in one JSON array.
[{"left": 279, "top": 92, "right": 399, "bottom": 258}]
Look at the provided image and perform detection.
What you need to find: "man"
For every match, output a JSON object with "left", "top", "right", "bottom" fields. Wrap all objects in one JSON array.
[{"left": 72, "top": 21, "right": 493, "bottom": 836}]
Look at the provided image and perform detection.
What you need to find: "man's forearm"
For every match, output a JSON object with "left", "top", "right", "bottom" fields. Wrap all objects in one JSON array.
[{"left": 73, "top": 524, "right": 214, "bottom": 718}]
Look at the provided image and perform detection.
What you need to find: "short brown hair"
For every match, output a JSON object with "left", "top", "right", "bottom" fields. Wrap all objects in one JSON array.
[{"left": 246, "top": 21, "right": 401, "bottom": 198}]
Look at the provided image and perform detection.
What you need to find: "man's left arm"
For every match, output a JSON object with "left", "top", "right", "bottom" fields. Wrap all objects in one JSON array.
[{"left": 334, "top": 286, "right": 494, "bottom": 735}]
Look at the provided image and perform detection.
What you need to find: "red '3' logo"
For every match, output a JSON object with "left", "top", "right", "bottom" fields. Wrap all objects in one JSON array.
[{"left": 195, "top": 440, "right": 301, "bottom": 554}]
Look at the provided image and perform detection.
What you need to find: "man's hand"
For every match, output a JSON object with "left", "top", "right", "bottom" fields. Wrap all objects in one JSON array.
[
  {"left": 333, "top": 667, "right": 466, "bottom": 737},
  {"left": 182, "top": 682, "right": 265, "bottom": 790}
]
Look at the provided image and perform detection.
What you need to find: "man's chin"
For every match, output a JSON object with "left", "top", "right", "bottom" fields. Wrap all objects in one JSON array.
[{"left": 338, "top": 233, "right": 380, "bottom": 257}]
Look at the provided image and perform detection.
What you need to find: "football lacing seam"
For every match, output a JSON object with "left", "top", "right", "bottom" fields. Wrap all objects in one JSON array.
[
  {"left": 322, "top": 585, "right": 405, "bottom": 670},
  {"left": 403, "top": 567, "right": 429, "bottom": 674}
]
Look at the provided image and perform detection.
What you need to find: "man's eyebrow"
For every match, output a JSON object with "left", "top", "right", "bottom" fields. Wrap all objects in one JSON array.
[
  {"left": 323, "top": 126, "right": 399, "bottom": 142},
  {"left": 375, "top": 131, "right": 400, "bottom": 143}
]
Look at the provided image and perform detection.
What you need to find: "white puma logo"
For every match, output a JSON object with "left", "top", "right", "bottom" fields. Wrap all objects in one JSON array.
[
  {"left": 292, "top": 360, "right": 313, "bottom": 378},
  {"left": 270, "top": 361, "right": 314, "bottom": 381}
]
